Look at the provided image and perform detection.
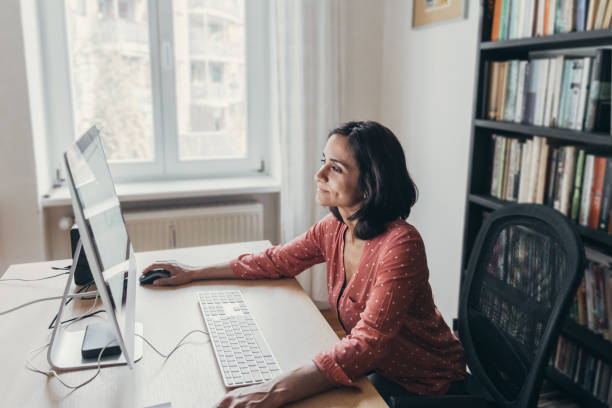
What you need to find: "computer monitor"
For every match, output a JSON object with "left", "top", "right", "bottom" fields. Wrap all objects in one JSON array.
[{"left": 47, "top": 126, "right": 143, "bottom": 371}]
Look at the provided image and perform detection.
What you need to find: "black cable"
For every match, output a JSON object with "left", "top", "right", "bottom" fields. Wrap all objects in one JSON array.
[
  {"left": 47, "top": 283, "right": 94, "bottom": 329},
  {"left": 55, "top": 310, "right": 106, "bottom": 327}
]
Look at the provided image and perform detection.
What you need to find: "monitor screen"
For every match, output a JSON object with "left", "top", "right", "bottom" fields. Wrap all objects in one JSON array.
[{"left": 64, "top": 126, "right": 135, "bottom": 364}]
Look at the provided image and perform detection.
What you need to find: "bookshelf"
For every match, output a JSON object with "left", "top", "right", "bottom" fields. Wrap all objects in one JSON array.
[{"left": 463, "top": 2, "right": 612, "bottom": 407}]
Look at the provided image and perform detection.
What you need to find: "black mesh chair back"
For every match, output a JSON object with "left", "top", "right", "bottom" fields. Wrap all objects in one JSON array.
[{"left": 457, "top": 204, "right": 584, "bottom": 408}]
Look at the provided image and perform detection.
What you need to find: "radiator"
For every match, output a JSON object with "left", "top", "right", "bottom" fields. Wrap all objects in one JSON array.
[{"left": 123, "top": 202, "right": 263, "bottom": 252}]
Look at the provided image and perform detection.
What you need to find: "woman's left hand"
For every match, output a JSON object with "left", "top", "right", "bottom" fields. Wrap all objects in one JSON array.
[{"left": 214, "top": 380, "right": 284, "bottom": 408}]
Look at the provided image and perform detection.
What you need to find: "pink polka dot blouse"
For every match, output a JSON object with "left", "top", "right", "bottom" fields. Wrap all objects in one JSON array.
[{"left": 229, "top": 214, "right": 468, "bottom": 395}]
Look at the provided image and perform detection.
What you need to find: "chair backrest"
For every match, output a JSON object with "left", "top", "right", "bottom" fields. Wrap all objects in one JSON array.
[{"left": 458, "top": 204, "right": 584, "bottom": 408}]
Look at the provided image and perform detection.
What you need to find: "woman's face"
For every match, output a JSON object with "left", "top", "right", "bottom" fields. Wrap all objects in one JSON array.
[{"left": 315, "top": 134, "right": 362, "bottom": 211}]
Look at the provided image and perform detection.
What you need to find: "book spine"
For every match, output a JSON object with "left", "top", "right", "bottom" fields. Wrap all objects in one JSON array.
[
  {"left": 577, "top": 0, "right": 588, "bottom": 31},
  {"left": 595, "top": 0, "right": 609, "bottom": 29},
  {"left": 536, "top": 140, "right": 550, "bottom": 204},
  {"left": 528, "top": 136, "right": 543, "bottom": 202},
  {"left": 534, "top": 59, "right": 550, "bottom": 126},
  {"left": 594, "top": 49, "right": 611, "bottom": 133},
  {"left": 514, "top": 61, "right": 528, "bottom": 123},
  {"left": 597, "top": 157, "right": 612, "bottom": 230},
  {"left": 504, "top": 60, "right": 520, "bottom": 121},
  {"left": 497, "top": 62, "right": 509, "bottom": 121},
  {"left": 585, "top": 49, "right": 603, "bottom": 131},
  {"left": 488, "top": 62, "right": 500, "bottom": 120},
  {"left": 492, "top": 0, "right": 504, "bottom": 40},
  {"left": 506, "top": 139, "right": 519, "bottom": 200},
  {"left": 509, "top": 0, "right": 521, "bottom": 38},
  {"left": 579, "top": 154, "right": 596, "bottom": 225},
  {"left": 560, "top": 146, "right": 577, "bottom": 215},
  {"left": 603, "top": 0, "right": 612, "bottom": 27},
  {"left": 571, "top": 149, "right": 586, "bottom": 221},
  {"left": 588, "top": 156, "right": 607, "bottom": 228},
  {"left": 575, "top": 57, "right": 592, "bottom": 131},
  {"left": 555, "top": 0, "right": 566, "bottom": 32},
  {"left": 524, "top": 0, "right": 536, "bottom": 36},
  {"left": 553, "top": 147, "right": 567, "bottom": 210},
  {"left": 501, "top": 138, "right": 512, "bottom": 198},
  {"left": 551, "top": 55, "right": 565, "bottom": 127},
  {"left": 491, "top": 135, "right": 504, "bottom": 197},
  {"left": 546, "top": 147, "right": 560, "bottom": 206},
  {"left": 525, "top": 60, "right": 539, "bottom": 124},
  {"left": 543, "top": 57, "right": 557, "bottom": 126},
  {"left": 587, "top": 0, "right": 600, "bottom": 30},
  {"left": 518, "top": 139, "right": 533, "bottom": 202},
  {"left": 566, "top": 59, "right": 585, "bottom": 130},
  {"left": 513, "top": 142, "right": 523, "bottom": 200},
  {"left": 500, "top": 0, "right": 511, "bottom": 40}
]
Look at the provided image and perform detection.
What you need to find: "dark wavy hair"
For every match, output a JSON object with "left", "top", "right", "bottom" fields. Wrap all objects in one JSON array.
[{"left": 328, "top": 121, "right": 418, "bottom": 240}]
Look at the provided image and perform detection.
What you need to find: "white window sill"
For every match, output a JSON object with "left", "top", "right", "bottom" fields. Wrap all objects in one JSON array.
[{"left": 41, "top": 175, "right": 281, "bottom": 208}]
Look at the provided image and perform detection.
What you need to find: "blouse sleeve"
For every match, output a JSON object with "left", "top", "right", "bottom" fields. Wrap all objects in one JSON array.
[
  {"left": 313, "top": 230, "right": 428, "bottom": 387},
  {"left": 229, "top": 216, "right": 332, "bottom": 280}
]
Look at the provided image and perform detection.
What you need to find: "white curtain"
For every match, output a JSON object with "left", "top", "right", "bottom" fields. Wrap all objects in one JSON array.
[{"left": 269, "top": 0, "right": 343, "bottom": 307}]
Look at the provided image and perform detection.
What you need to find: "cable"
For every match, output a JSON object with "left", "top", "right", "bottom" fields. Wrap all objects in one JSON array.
[
  {"left": 26, "top": 329, "right": 210, "bottom": 392},
  {"left": 0, "top": 271, "right": 69, "bottom": 282},
  {"left": 48, "top": 283, "right": 94, "bottom": 329},
  {"left": 135, "top": 329, "right": 209, "bottom": 361},
  {"left": 0, "top": 292, "right": 98, "bottom": 316}
]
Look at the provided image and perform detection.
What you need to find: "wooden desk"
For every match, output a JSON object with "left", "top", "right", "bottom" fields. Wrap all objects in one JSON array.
[{"left": 0, "top": 241, "right": 386, "bottom": 408}]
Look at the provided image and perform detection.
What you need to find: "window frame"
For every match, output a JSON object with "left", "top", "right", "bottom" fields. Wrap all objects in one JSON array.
[{"left": 40, "top": 0, "right": 269, "bottom": 183}]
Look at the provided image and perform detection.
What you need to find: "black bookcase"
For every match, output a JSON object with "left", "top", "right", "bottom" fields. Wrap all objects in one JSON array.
[{"left": 462, "top": 3, "right": 612, "bottom": 407}]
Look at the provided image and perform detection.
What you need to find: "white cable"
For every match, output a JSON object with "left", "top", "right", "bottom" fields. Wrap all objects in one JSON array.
[
  {"left": 0, "top": 272, "right": 69, "bottom": 282},
  {"left": 135, "top": 329, "right": 209, "bottom": 361},
  {"left": 0, "top": 292, "right": 98, "bottom": 316},
  {"left": 25, "top": 329, "right": 210, "bottom": 392},
  {"left": 62, "top": 292, "right": 101, "bottom": 329}
]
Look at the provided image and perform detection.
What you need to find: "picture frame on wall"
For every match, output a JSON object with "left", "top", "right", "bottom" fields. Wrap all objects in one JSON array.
[{"left": 412, "top": 0, "right": 466, "bottom": 29}]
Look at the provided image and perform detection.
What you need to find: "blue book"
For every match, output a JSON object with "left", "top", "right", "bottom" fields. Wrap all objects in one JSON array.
[{"left": 576, "top": 0, "right": 587, "bottom": 31}]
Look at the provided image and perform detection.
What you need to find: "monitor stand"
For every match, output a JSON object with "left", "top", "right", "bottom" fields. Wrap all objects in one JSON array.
[{"left": 47, "top": 239, "right": 143, "bottom": 371}]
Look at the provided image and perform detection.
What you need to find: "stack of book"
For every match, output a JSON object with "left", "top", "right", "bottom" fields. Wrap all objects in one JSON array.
[
  {"left": 486, "top": 50, "right": 611, "bottom": 133},
  {"left": 569, "top": 247, "right": 612, "bottom": 339},
  {"left": 490, "top": 134, "right": 612, "bottom": 233},
  {"left": 552, "top": 335, "right": 612, "bottom": 404},
  {"left": 487, "top": 0, "right": 612, "bottom": 41}
]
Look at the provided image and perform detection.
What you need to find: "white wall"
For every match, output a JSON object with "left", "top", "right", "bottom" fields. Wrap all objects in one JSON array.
[
  {"left": 379, "top": 0, "right": 480, "bottom": 322},
  {"left": 0, "top": 1, "right": 46, "bottom": 275}
]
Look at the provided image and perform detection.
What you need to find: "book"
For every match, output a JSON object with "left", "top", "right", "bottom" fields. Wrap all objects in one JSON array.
[
  {"left": 497, "top": 62, "right": 509, "bottom": 121},
  {"left": 556, "top": 0, "right": 568, "bottom": 32},
  {"left": 550, "top": 55, "right": 565, "bottom": 127},
  {"left": 509, "top": 0, "right": 521, "bottom": 38},
  {"left": 488, "top": 62, "right": 500, "bottom": 120},
  {"left": 543, "top": 57, "right": 557, "bottom": 126},
  {"left": 500, "top": 0, "right": 512, "bottom": 40},
  {"left": 598, "top": 158, "right": 612, "bottom": 230},
  {"left": 593, "top": 50, "right": 612, "bottom": 133},
  {"left": 585, "top": 49, "right": 606, "bottom": 131},
  {"left": 587, "top": 0, "right": 600, "bottom": 30},
  {"left": 588, "top": 156, "right": 608, "bottom": 229},
  {"left": 501, "top": 138, "right": 512, "bottom": 198},
  {"left": 557, "top": 59, "right": 574, "bottom": 128},
  {"left": 491, "top": 135, "right": 503, "bottom": 197},
  {"left": 504, "top": 60, "right": 520, "bottom": 121},
  {"left": 534, "top": 59, "right": 551, "bottom": 126},
  {"left": 492, "top": 0, "right": 504, "bottom": 40},
  {"left": 560, "top": 146, "right": 577, "bottom": 215},
  {"left": 565, "top": 59, "right": 585, "bottom": 129},
  {"left": 524, "top": 0, "right": 536, "bottom": 37},
  {"left": 595, "top": 0, "right": 609, "bottom": 29},
  {"left": 570, "top": 149, "right": 586, "bottom": 221},
  {"left": 514, "top": 61, "right": 528, "bottom": 123},
  {"left": 579, "top": 154, "right": 596, "bottom": 226},
  {"left": 546, "top": 147, "right": 560, "bottom": 206},
  {"left": 604, "top": 0, "right": 612, "bottom": 27},
  {"left": 577, "top": 0, "right": 588, "bottom": 31},
  {"left": 553, "top": 147, "right": 567, "bottom": 210},
  {"left": 528, "top": 136, "right": 544, "bottom": 202},
  {"left": 536, "top": 140, "right": 550, "bottom": 203},
  {"left": 575, "top": 57, "right": 592, "bottom": 130},
  {"left": 518, "top": 139, "right": 533, "bottom": 202}
]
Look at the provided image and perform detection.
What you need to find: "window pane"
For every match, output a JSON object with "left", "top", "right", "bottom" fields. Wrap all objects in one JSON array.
[
  {"left": 65, "top": 0, "right": 154, "bottom": 163},
  {"left": 174, "top": 0, "right": 247, "bottom": 161}
]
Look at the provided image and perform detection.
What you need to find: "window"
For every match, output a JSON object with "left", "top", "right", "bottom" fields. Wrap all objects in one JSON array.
[{"left": 40, "top": 0, "right": 269, "bottom": 182}]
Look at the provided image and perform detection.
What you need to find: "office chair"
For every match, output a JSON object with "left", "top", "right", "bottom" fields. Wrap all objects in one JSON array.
[{"left": 389, "top": 204, "right": 585, "bottom": 408}]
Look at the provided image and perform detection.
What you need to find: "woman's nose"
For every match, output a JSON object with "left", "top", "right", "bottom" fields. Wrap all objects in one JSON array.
[{"left": 315, "top": 165, "right": 327, "bottom": 182}]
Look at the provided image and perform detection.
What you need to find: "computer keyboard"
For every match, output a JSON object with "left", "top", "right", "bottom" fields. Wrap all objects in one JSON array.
[{"left": 197, "top": 290, "right": 282, "bottom": 387}]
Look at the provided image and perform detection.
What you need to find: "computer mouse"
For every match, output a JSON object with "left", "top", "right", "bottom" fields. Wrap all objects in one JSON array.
[{"left": 139, "top": 268, "right": 171, "bottom": 285}]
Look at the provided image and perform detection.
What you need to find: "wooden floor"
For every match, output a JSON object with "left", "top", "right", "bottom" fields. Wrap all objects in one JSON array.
[{"left": 321, "top": 309, "right": 346, "bottom": 338}]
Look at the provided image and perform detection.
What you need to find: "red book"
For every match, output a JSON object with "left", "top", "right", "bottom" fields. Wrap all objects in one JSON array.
[
  {"left": 588, "top": 157, "right": 607, "bottom": 229},
  {"left": 491, "top": 0, "right": 504, "bottom": 41}
]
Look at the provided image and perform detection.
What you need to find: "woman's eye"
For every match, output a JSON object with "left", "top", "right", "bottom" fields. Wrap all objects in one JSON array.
[{"left": 332, "top": 166, "right": 341, "bottom": 173}]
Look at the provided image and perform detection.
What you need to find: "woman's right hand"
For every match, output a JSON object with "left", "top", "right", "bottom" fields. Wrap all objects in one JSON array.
[{"left": 141, "top": 261, "right": 196, "bottom": 286}]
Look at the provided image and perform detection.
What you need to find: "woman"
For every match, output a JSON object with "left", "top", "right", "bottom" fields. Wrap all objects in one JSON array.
[{"left": 143, "top": 121, "right": 468, "bottom": 407}]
